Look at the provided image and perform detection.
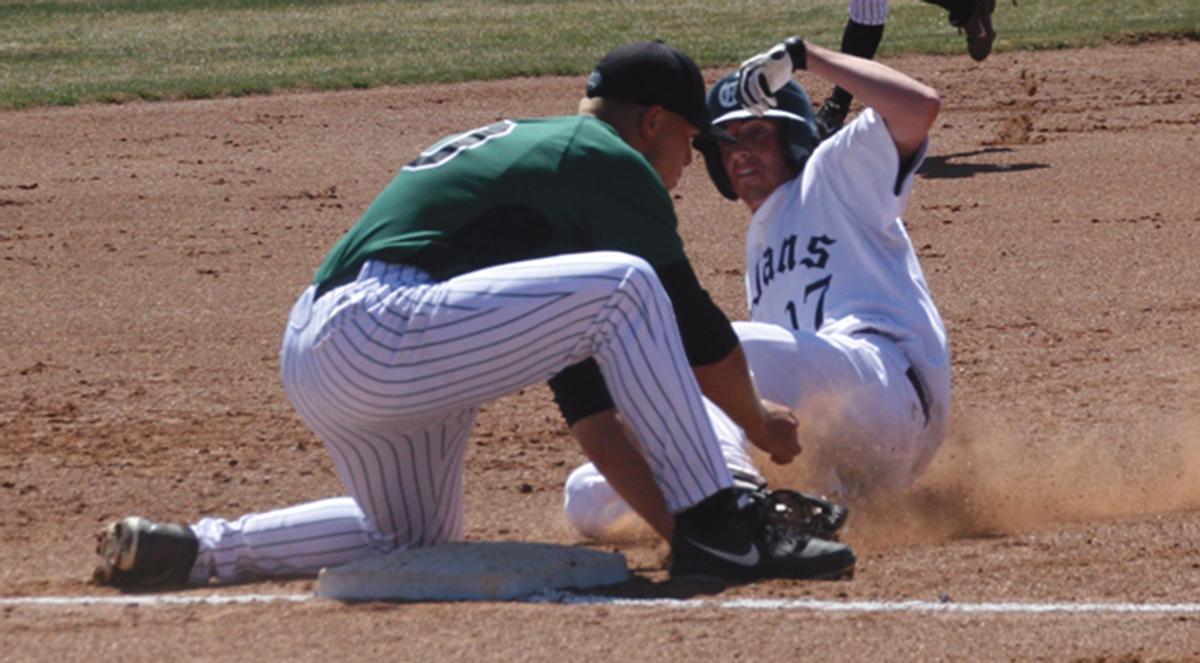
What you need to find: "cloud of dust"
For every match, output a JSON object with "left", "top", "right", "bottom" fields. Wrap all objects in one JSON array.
[
  {"left": 846, "top": 410, "right": 1200, "bottom": 550},
  {"left": 583, "top": 396, "right": 1200, "bottom": 554}
]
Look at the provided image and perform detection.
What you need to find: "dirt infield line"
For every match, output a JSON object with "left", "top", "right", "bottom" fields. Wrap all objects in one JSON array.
[{"left": 5, "top": 593, "right": 1200, "bottom": 614}]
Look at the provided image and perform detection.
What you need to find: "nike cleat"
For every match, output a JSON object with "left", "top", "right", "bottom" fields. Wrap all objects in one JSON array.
[{"left": 669, "top": 488, "right": 856, "bottom": 581}]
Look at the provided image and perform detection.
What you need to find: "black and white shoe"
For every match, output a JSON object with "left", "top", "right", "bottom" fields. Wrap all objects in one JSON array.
[
  {"left": 669, "top": 488, "right": 856, "bottom": 581},
  {"left": 814, "top": 98, "right": 850, "bottom": 142},
  {"left": 952, "top": 0, "right": 998, "bottom": 62},
  {"left": 94, "top": 516, "right": 200, "bottom": 590}
]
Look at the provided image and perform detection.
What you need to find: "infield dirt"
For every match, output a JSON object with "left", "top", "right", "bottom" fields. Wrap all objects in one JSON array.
[{"left": 2, "top": 40, "right": 1199, "bottom": 661}]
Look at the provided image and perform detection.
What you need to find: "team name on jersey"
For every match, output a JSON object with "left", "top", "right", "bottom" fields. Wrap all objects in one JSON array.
[{"left": 750, "top": 233, "right": 837, "bottom": 306}]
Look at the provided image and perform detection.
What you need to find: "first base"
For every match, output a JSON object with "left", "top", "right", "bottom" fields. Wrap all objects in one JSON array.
[{"left": 316, "top": 542, "right": 630, "bottom": 602}]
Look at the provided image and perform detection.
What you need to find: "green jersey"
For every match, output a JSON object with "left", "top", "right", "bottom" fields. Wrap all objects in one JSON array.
[{"left": 313, "top": 115, "right": 687, "bottom": 286}]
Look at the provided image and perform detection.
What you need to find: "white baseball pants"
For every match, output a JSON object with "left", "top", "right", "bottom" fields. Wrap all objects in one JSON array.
[
  {"left": 188, "top": 253, "right": 733, "bottom": 583},
  {"left": 563, "top": 321, "right": 944, "bottom": 539}
]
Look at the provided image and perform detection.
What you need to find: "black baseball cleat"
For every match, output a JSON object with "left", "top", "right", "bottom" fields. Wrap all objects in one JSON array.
[
  {"left": 953, "top": 0, "right": 998, "bottom": 62},
  {"left": 94, "top": 516, "right": 200, "bottom": 590},
  {"left": 814, "top": 98, "right": 850, "bottom": 142},
  {"left": 669, "top": 488, "right": 856, "bottom": 581}
]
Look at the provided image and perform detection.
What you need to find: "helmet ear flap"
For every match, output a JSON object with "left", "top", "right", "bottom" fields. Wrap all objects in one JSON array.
[{"left": 694, "top": 135, "right": 738, "bottom": 201}]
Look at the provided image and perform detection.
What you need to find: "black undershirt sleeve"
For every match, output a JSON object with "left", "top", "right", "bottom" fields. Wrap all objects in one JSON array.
[
  {"left": 547, "top": 259, "right": 738, "bottom": 426},
  {"left": 655, "top": 260, "right": 738, "bottom": 366},
  {"left": 548, "top": 359, "right": 611, "bottom": 426}
]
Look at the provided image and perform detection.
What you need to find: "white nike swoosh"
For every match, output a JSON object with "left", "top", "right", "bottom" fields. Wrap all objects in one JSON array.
[{"left": 684, "top": 537, "right": 760, "bottom": 567}]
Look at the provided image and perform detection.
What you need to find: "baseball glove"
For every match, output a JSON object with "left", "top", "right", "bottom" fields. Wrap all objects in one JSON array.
[{"left": 752, "top": 487, "right": 848, "bottom": 542}]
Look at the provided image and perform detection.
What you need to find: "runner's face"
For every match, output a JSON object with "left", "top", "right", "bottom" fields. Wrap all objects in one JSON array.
[
  {"left": 643, "top": 110, "right": 698, "bottom": 191},
  {"left": 717, "top": 118, "right": 797, "bottom": 212}
]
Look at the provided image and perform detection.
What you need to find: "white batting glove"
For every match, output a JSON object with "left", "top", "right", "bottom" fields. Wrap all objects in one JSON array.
[{"left": 735, "top": 37, "right": 807, "bottom": 116}]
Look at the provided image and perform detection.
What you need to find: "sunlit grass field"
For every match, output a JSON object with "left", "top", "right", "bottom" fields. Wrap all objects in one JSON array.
[{"left": 0, "top": 0, "right": 1196, "bottom": 109}]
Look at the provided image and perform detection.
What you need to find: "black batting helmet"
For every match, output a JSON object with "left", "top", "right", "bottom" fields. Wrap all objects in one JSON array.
[{"left": 697, "top": 71, "right": 819, "bottom": 200}]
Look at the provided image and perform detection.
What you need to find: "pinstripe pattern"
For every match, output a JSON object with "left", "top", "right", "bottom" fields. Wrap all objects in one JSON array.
[
  {"left": 849, "top": 0, "right": 889, "bottom": 25},
  {"left": 190, "top": 252, "right": 733, "bottom": 583},
  {"left": 564, "top": 397, "right": 765, "bottom": 538},
  {"left": 190, "top": 498, "right": 373, "bottom": 583}
]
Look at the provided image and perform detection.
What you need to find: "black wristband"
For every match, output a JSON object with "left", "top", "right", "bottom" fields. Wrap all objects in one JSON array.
[{"left": 784, "top": 36, "right": 807, "bottom": 71}]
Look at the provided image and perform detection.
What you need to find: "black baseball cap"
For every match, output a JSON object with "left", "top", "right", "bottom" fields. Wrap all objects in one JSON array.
[{"left": 586, "top": 41, "right": 713, "bottom": 135}]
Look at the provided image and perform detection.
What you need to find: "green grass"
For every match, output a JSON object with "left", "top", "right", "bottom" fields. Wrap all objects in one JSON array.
[{"left": 0, "top": 0, "right": 1196, "bottom": 109}]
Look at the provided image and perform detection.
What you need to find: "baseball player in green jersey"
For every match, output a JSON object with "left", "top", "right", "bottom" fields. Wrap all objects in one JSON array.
[{"left": 95, "top": 41, "right": 856, "bottom": 590}]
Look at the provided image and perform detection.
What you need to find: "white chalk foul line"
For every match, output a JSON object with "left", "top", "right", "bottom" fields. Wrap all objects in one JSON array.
[
  {"left": 4, "top": 592, "right": 1200, "bottom": 614},
  {"left": 0, "top": 593, "right": 312, "bottom": 607},
  {"left": 531, "top": 592, "right": 1200, "bottom": 614}
]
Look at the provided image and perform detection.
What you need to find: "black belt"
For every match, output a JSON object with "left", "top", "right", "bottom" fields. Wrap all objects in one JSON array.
[
  {"left": 853, "top": 327, "right": 931, "bottom": 426},
  {"left": 905, "top": 366, "right": 931, "bottom": 426}
]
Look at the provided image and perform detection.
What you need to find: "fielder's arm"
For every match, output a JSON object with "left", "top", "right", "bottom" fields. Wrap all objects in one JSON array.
[
  {"left": 655, "top": 261, "right": 801, "bottom": 465},
  {"left": 692, "top": 346, "right": 800, "bottom": 466},
  {"left": 570, "top": 409, "right": 674, "bottom": 540}
]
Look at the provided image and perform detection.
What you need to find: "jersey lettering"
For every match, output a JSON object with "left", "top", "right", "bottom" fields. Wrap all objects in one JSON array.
[
  {"left": 802, "top": 275, "right": 833, "bottom": 329},
  {"left": 782, "top": 274, "right": 834, "bottom": 331},
  {"left": 799, "top": 235, "right": 836, "bottom": 269},
  {"left": 762, "top": 247, "right": 775, "bottom": 289},
  {"left": 778, "top": 234, "right": 797, "bottom": 273},
  {"left": 784, "top": 300, "right": 800, "bottom": 330},
  {"left": 751, "top": 233, "right": 837, "bottom": 306},
  {"left": 403, "top": 120, "right": 517, "bottom": 172}
]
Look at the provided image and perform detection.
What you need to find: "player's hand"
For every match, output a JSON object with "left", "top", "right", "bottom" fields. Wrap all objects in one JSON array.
[
  {"left": 736, "top": 38, "right": 805, "bottom": 116},
  {"left": 745, "top": 401, "right": 801, "bottom": 465}
]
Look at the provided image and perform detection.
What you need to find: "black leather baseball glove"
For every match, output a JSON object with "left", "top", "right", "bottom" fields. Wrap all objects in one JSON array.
[{"left": 752, "top": 487, "right": 849, "bottom": 542}]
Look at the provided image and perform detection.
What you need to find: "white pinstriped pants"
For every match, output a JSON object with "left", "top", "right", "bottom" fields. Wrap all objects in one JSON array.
[
  {"left": 849, "top": 0, "right": 889, "bottom": 25},
  {"left": 188, "top": 253, "right": 733, "bottom": 583},
  {"left": 563, "top": 321, "right": 945, "bottom": 539}
]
